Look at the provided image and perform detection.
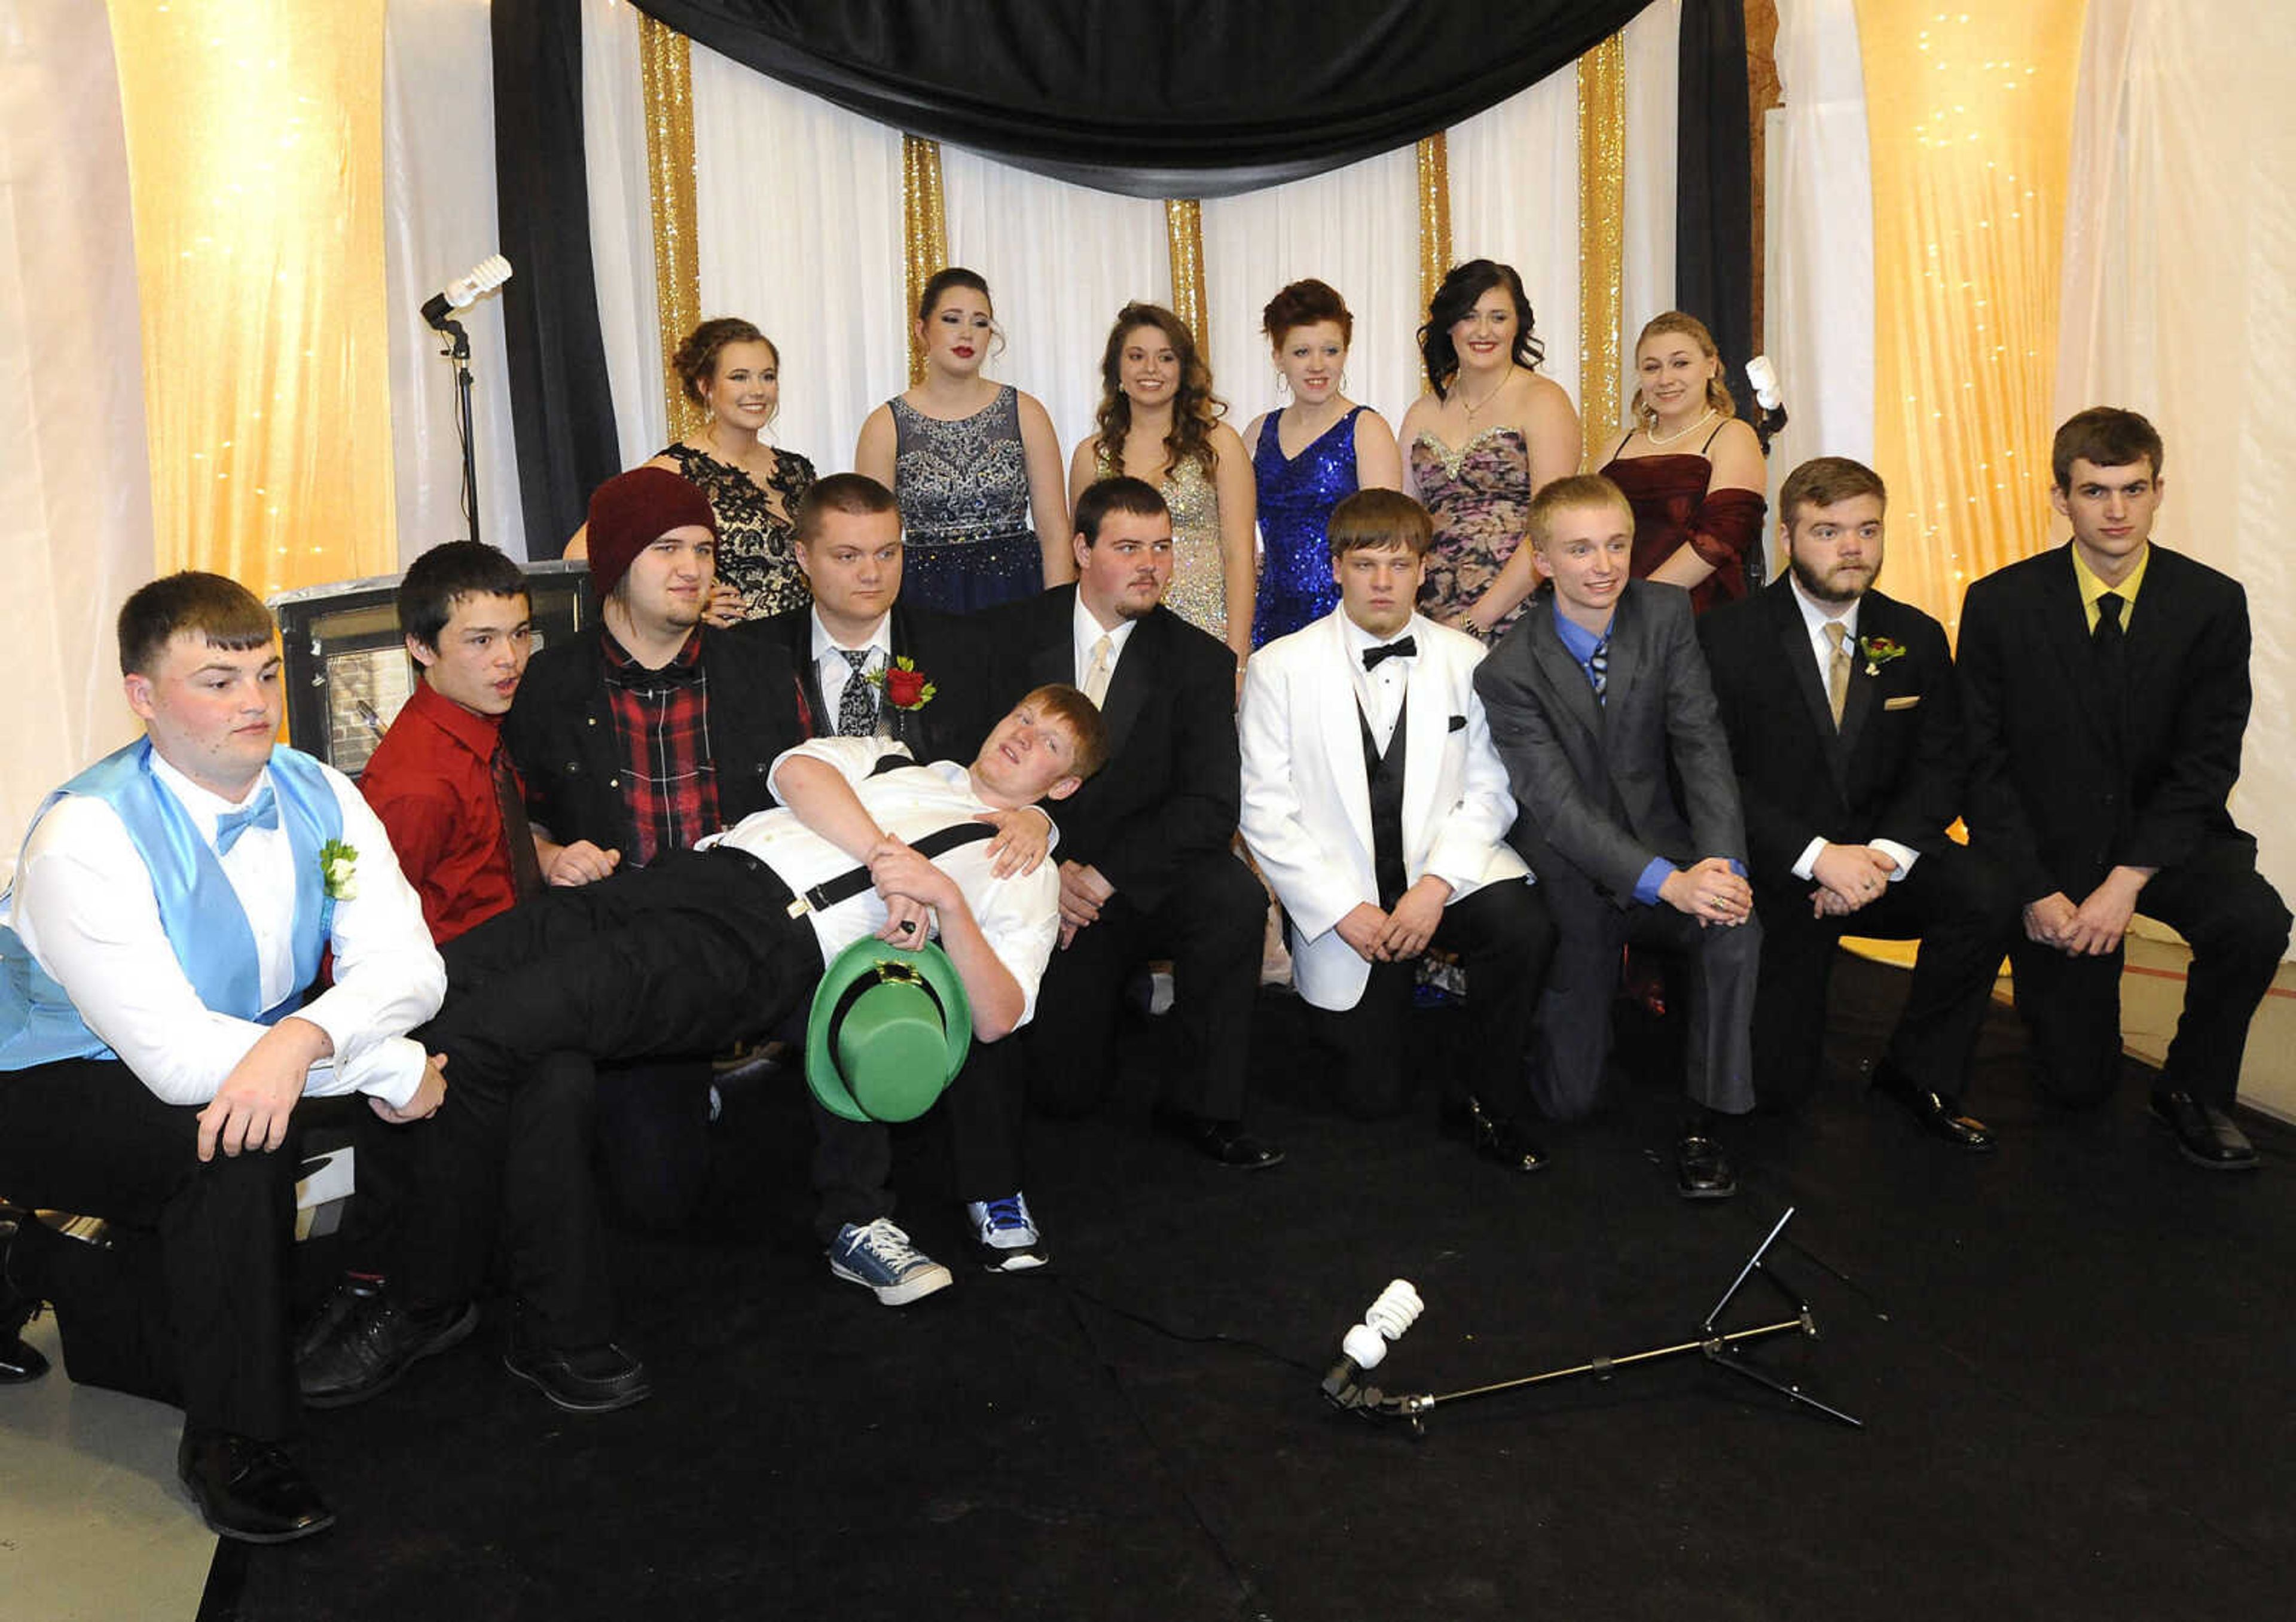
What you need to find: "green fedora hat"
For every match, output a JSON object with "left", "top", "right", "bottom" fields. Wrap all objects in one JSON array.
[{"left": 804, "top": 937, "right": 973, "bottom": 1124}]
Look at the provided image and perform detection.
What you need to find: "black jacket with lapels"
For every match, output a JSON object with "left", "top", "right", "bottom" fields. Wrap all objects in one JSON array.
[
  {"left": 501, "top": 622, "right": 804, "bottom": 858},
  {"left": 1697, "top": 580, "right": 1964, "bottom": 889},
  {"left": 740, "top": 601, "right": 997, "bottom": 767}
]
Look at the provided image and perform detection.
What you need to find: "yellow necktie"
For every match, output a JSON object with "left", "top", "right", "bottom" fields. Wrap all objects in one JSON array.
[
  {"left": 1083, "top": 633, "right": 1114, "bottom": 708},
  {"left": 1824, "top": 621, "right": 1852, "bottom": 727}
]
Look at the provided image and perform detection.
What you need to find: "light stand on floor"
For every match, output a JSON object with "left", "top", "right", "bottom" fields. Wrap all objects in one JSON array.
[{"left": 1320, "top": 1207, "right": 1861, "bottom": 1434}]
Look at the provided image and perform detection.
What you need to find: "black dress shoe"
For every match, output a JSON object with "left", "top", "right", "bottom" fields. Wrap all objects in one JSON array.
[
  {"left": 1872, "top": 1063, "right": 1996, "bottom": 1152},
  {"left": 177, "top": 1430, "right": 336, "bottom": 1544},
  {"left": 1152, "top": 1106, "right": 1285, "bottom": 1169},
  {"left": 2151, "top": 1089, "right": 2259, "bottom": 1171},
  {"left": 0, "top": 1209, "right": 51, "bottom": 1385},
  {"left": 295, "top": 1276, "right": 479, "bottom": 1408},
  {"left": 505, "top": 1307, "right": 651, "bottom": 1413},
  {"left": 1448, "top": 1096, "right": 1550, "bottom": 1173},
  {"left": 1675, "top": 1132, "right": 1739, "bottom": 1200}
]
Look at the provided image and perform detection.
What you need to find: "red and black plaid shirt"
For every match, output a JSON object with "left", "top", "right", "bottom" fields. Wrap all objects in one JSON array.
[{"left": 602, "top": 628, "right": 720, "bottom": 867}]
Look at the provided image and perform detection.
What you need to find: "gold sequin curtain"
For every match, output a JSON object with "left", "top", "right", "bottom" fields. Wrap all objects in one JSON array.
[
  {"left": 107, "top": 0, "right": 395, "bottom": 593},
  {"left": 1577, "top": 32, "right": 1627, "bottom": 461},
  {"left": 639, "top": 16, "right": 702, "bottom": 441},
  {"left": 1854, "top": 0, "right": 2086, "bottom": 636},
  {"left": 1416, "top": 133, "right": 1452, "bottom": 319},
  {"left": 904, "top": 136, "right": 948, "bottom": 384},
  {"left": 1164, "top": 199, "right": 1207, "bottom": 351}
]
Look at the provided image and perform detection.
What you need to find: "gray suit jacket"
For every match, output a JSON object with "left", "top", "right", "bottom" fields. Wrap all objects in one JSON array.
[{"left": 1473, "top": 581, "right": 1745, "bottom": 907}]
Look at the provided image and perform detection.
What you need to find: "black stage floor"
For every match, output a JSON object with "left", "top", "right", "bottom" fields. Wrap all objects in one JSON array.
[{"left": 207, "top": 958, "right": 2295, "bottom": 1621}]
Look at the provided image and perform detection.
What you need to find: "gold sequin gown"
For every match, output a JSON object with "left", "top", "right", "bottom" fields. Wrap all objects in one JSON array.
[{"left": 1098, "top": 445, "right": 1226, "bottom": 642}]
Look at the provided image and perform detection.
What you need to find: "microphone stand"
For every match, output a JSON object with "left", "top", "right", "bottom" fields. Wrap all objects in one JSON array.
[
  {"left": 435, "top": 316, "right": 481, "bottom": 545},
  {"left": 1322, "top": 1207, "right": 1860, "bottom": 1434}
]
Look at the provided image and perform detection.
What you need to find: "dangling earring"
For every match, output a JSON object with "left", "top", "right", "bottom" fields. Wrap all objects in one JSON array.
[{"left": 1275, "top": 372, "right": 1292, "bottom": 403}]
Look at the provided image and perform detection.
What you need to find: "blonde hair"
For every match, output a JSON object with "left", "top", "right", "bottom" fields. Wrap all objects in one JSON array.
[
  {"left": 1526, "top": 474, "right": 1634, "bottom": 551},
  {"left": 1628, "top": 312, "right": 1735, "bottom": 427}
]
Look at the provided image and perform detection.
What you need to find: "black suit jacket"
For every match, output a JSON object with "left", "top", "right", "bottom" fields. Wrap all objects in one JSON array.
[
  {"left": 501, "top": 624, "right": 803, "bottom": 856},
  {"left": 978, "top": 586, "right": 1241, "bottom": 915},
  {"left": 1697, "top": 581, "right": 1962, "bottom": 886},
  {"left": 1473, "top": 580, "right": 1745, "bottom": 905},
  {"left": 741, "top": 601, "right": 996, "bottom": 765},
  {"left": 1958, "top": 541, "right": 2255, "bottom": 903}
]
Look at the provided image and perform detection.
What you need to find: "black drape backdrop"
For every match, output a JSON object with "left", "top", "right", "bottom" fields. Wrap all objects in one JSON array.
[
  {"left": 1675, "top": 0, "right": 1754, "bottom": 406},
  {"left": 496, "top": 1, "right": 1752, "bottom": 551},
  {"left": 493, "top": 0, "right": 622, "bottom": 557},
  {"left": 631, "top": 1, "right": 1648, "bottom": 198}
]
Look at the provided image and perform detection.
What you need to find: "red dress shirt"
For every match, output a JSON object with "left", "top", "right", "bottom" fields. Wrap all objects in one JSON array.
[{"left": 360, "top": 678, "right": 525, "bottom": 943}]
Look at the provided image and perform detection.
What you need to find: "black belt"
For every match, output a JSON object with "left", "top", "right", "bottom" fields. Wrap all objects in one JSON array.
[{"left": 765, "top": 822, "right": 1000, "bottom": 919}]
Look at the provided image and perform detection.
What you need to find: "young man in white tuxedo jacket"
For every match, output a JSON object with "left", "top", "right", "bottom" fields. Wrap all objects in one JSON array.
[{"left": 1240, "top": 490, "right": 1555, "bottom": 1170}]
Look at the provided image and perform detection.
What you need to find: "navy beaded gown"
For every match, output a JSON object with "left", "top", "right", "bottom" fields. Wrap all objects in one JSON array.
[{"left": 1250, "top": 404, "right": 1365, "bottom": 647}]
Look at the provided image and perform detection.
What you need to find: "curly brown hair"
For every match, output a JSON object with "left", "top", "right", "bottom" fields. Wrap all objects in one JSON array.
[
  {"left": 671, "top": 316, "right": 777, "bottom": 408},
  {"left": 1091, "top": 303, "right": 1225, "bottom": 481},
  {"left": 1627, "top": 311, "right": 1736, "bottom": 426}
]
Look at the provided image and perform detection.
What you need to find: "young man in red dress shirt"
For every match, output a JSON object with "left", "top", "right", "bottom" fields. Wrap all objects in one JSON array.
[{"left": 298, "top": 542, "right": 644, "bottom": 1414}]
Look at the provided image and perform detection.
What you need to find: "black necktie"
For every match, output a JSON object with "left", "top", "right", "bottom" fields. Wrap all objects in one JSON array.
[
  {"left": 1363, "top": 635, "right": 1416, "bottom": 670},
  {"left": 836, "top": 648, "right": 877, "bottom": 737},
  {"left": 2093, "top": 592, "right": 2126, "bottom": 709},
  {"left": 491, "top": 743, "right": 545, "bottom": 900}
]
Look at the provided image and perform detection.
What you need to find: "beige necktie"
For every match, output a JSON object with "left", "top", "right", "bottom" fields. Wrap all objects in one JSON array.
[
  {"left": 1083, "top": 633, "right": 1115, "bottom": 708},
  {"left": 1824, "top": 621, "right": 1852, "bottom": 727}
]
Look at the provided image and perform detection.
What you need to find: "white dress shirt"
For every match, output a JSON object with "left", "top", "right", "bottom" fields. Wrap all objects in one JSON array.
[
  {"left": 1342, "top": 612, "right": 1413, "bottom": 754},
  {"left": 1785, "top": 577, "right": 1918, "bottom": 884},
  {"left": 1071, "top": 594, "right": 1142, "bottom": 699},
  {"left": 714, "top": 737, "right": 1062, "bottom": 1025},
  {"left": 9, "top": 749, "right": 445, "bottom": 1108},
  {"left": 811, "top": 608, "right": 893, "bottom": 730}
]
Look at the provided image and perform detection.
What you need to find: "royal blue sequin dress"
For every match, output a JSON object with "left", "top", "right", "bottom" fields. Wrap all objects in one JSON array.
[{"left": 1249, "top": 404, "right": 1364, "bottom": 647}]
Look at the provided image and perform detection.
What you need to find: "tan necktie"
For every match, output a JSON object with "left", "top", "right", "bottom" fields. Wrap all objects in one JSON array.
[
  {"left": 1824, "top": 621, "right": 1852, "bottom": 727},
  {"left": 1083, "top": 633, "right": 1115, "bottom": 708}
]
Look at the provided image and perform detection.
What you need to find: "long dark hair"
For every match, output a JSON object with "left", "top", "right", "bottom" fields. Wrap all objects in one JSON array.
[
  {"left": 1092, "top": 303, "right": 1225, "bottom": 480},
  {"left": 1417, "top": 260, "right": 1543, "bottom": 400}
]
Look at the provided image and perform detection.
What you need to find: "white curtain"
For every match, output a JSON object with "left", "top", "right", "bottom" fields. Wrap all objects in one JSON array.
[
  {"left": 0, "top": 0, "right": 152, "bottom": 861},
  {"left": 2057, "top": 0, "right": 2296, "bottom": 915},
  {"left": 383, "top": 0, "right": 526, "bottom": 561},
  {"left": 1201, "top": 145, "right": 1424, "bottom": 437},
  {"left": 1765, "top": 0, "right": 1876, "bottom": 522},
  {"left": 942, "top": 146, "right": 1169, "bottom": 465},
  {"left": 584, "top": 0, "right": 667, "bottom": 481},
  {"left": 1448, "top": 63, "right": 1584, "bottom": 415},
  {"left": 688, "top": 42, "right": 906, "bottom": 481},
  {"left": 1619, "top": 0, "right": 1682, "bottom": 437}
]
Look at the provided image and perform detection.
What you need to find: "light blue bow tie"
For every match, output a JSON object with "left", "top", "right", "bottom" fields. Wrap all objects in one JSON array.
[{"left": 213, "top": 785, "right": 279, "bottom": 855}]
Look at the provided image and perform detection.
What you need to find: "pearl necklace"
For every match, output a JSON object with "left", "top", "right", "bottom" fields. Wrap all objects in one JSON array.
[
  {"left": 1458, "top": 363, "right": 1516, "bottom": 421},
  {"left": 1645, "top": 407, "right": 1717, "bottom": 447}
]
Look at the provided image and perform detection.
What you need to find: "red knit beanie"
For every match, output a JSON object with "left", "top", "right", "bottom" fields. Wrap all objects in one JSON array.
[{"left": 587, "top": 467, "right": 718, "bottom": 599}]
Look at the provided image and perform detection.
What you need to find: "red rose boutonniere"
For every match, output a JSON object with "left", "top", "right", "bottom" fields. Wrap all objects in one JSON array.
[
  {"left": 869, "top": 655, "right": 937, "bottom": 711},
  {"left": 1857, "top": 635, "right": 1906, "bottom": 678}
]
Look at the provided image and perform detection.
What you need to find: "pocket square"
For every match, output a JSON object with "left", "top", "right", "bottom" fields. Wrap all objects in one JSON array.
[
  {"left": 1448, "top": 713, "right": 1467, "bottom": 732},
  {"left": 1883, "top": 694, "right": 1921, "bottom": 711}
]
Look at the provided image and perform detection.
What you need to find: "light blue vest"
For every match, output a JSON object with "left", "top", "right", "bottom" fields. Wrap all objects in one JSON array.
[{"left": 0, "top": 739, "right": 343, "bottom": 1070}]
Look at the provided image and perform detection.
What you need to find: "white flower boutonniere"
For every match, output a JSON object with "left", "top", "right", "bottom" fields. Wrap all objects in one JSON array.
[{"left": 321, "top": 838, "right": 360, "bottom": 902}]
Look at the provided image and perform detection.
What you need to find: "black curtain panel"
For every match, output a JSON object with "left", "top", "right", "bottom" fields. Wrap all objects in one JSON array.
[
  {"left": 629, "top": 0, "right": 1648, "bottom": 197},
  {"left": 1674, "top": 0, "right": 1754, "bottom": 395},
  {"left": 493, "top": 0, "right": 624, "bottom": 557}
]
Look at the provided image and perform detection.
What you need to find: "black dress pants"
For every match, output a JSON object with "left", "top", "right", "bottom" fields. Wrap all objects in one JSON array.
[
  {"left": 1306, "top": 879, "right": 1555, "bottom": 1122},
  {"left": 1021, "top": 850, "right": 1264, "bottom": 1123},
  {"left": 2008, "top": 838, "right": 2289, "bottom": 1109},
  {"left": 403, "top": 849, "right": 819, "bottom": 1331},
  {"left": 0, "top": 1057, "right": 297, "bottom": 1440},
  {"left": 1750, "top": 843, "right": 2017, "bottom": 1111}
]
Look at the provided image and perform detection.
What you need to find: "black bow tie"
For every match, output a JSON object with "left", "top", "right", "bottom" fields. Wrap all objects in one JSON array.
[{"left": 1362, "top": 635, "right": 1416, "bottom": 670}]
